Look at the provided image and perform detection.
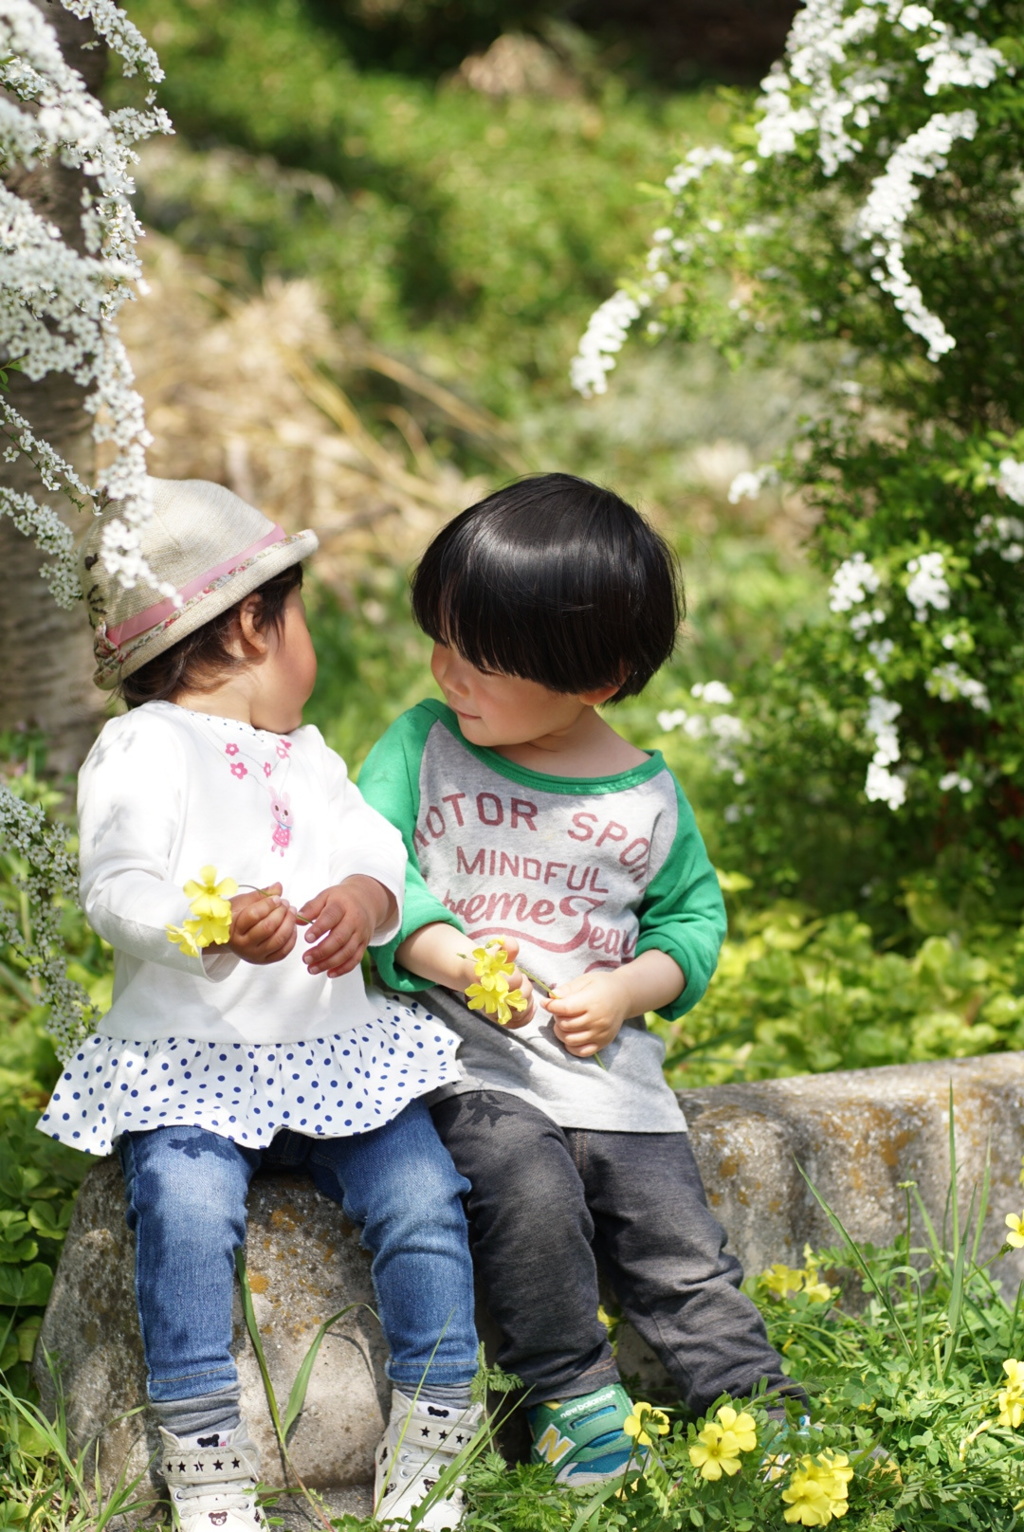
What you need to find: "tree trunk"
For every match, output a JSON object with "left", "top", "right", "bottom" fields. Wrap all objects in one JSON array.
[{"left": 0, "top": 2, "right": 108, "bottom": 772}]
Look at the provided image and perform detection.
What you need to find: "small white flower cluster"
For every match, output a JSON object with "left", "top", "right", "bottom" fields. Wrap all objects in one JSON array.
[
  {"left": 828, "top": 551, "right": 880, "bottom": 611},
  {"left": 727, "top": 466, "right": 778, "bottom": 504},
  {"left": 665, "top": 145, "right": 736, "bottom": 196},
  {"left": 905, "top": 550, "right": 950, "bottom": 619},
  {"left": 0, "top": 786, "right": 97, "bottom": 1057},
  {"left": 975, "top": 512, "right": 1024, "bottom": 562},
  {"left": 569, "top": 289, "right": 647, "bottom": 398},
  {"left": 854, "top": 109, "right": 978, "bottom": 359},
  {"left": 0, "top": 0, "right": 170, "bottom": 1054},
  {"left": 0, "top": 0, "right": 173, "bottom": 602},
  {"left": 751, "top": 0, "right": 1005, "bottom": 359},
  {"left": 996, "top": 457, "right": 1024, "bottom": 507},
  {"left": 927, "top": 661, "right": 990, "bottom": 711},
  {"left": 658, "top": 683, "right": 749, "bottom": 781},
  {"left": 938, "top": 770, "right": 972, "bottom": 794},
  {"left": 863, "top": 681, "right": 906, "bottom": 810}
]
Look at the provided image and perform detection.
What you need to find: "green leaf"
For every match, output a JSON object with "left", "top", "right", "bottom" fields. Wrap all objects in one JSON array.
[{"left": 0, "top": 1261, "right": 53, "bottom": 1307}]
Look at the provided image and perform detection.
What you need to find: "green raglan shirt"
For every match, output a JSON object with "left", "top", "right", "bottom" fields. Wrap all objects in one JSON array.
[{"left": 359, "top": 700, "right": 726, "bottom": 1132}]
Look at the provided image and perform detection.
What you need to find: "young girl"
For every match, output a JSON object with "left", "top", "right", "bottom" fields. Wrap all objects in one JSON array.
[
  {"left": 359, "top": 473, "right": 806, "bottom": 1486},
  {"left": 38, "top": 478, "right": 481, "bottom": 1532}
]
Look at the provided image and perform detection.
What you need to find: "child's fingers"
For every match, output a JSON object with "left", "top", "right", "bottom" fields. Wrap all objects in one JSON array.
[
  {"left": 232, "top": 893, "right": 287, "bottom": 938},
  {"left": 504, "top": 976, "right": 535, "bottom": 1028},
  {"left": 301, "top": 893, "right": 339, "bottom": 941}
]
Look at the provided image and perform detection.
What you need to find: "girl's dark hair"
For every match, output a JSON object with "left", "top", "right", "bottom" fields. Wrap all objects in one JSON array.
[
  {"left": 119, "top": 563, "right": 304, "bottom": 709},
  {"left": 411, "top": 474, "right": 683, "bottom": 700}
]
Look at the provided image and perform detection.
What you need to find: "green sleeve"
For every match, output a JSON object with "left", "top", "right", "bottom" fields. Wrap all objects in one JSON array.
[
  {"left": 357, "top": 702, "right": 464, "bottom": 992},
  {"left": 634, "top": 776, "right": 727, "bottom": 1022}
]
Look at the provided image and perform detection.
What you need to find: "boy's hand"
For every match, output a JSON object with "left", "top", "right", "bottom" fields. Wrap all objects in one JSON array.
[
  {"left": 492, "top": 934, "right": 536, "bottom": 1028},
  {"left": 225, "top": 883, "right": 297, "bottom": 965},
  {"left": 544, "top": 950, "right": 686, "bottom": 1057},
  {"left": 544, "top": 971, "right": 629, "bottom": 1057},
  {"left": 300, "top": 875, "right": 396, "bottom": 978}
]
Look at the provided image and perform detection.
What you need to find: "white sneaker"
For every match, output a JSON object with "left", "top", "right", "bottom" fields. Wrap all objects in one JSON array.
[
  {"left": 374, "top": 1389, "right": 482, "bottom": 1531},
  {"left": 158, "top": 1424, "right": 264, "bottom": 1532}
]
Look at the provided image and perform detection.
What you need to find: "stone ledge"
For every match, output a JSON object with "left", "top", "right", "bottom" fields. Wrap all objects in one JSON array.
[{"left": 36, "top": 1052, "right": 1024, "bottom": 1498}]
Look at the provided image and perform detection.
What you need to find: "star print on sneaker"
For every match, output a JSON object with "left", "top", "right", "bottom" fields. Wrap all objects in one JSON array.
[
  {"left": 374, "top": 1388, "right": 482, "bottom": 1530},
  {"left": 158, "top": 1424, "right": 264, "bottom": 1532}
]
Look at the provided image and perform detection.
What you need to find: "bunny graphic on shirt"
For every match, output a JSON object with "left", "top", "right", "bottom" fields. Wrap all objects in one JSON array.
[{"left": 270, "top": 789, "right": 292, "bottom": 856}]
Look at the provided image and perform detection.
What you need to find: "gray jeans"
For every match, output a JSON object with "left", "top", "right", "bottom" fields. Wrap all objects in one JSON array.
[{"left": 431, "top": 1089, "right": 803, "bottom": 1413}]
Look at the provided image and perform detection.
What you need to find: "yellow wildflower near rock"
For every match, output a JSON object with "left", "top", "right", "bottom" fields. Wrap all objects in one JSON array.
[
  {"left": 689, "top": 1419, "right": 743, "bottom": 1480},
  {"left": 781, "top": 1452, "right": 853, "bottom": 1525},
  {"left": 624, "top": 1401, "right": 670, "bottom": 1448},
  {"left": 762, "top": 1263, "right": 806, "bottom": 1299},
  {"left": 997, "top": 1357, "right": 1024, "bottom": 1428},
  {"left": 715, "top": 1406, "right": 757, "bottom": 1452},
  {"left": 1005, "top": 1212, "right": 1024, "bottom": 1249}
]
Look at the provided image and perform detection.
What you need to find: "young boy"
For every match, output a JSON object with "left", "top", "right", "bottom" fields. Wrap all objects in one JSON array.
[{"left": 359, "top": 474, "right": 803, "bottom": 1485}]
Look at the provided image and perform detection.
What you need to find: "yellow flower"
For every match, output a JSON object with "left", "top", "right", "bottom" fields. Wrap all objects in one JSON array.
[
  {"left": 471, "top": 943, "right": 515, "bottom": 979},
  {"left": 689, "top": 1421, "right": 743, "bottom": 1480},
  {"left": 781, "top": 1453, "right": 853, "bottom": 1526},
  {"left": 464, "top": 941, "right": 528, "bottom": 1024},
  {"left": 182, "top": 865, "right": 238, "bottom": 916},
  {"left": 166, "top": 919, "right": 204, "bottom": 958},
  {"left": 715, "top": 1406, "right": 757, "bottom": 1453},
  {"left": 1005, "top": 1213, "right": 1024, "bottom": 1249},
  {"left": 1002, "top": 1358, "right": 1024, "bottom": 1394},
  {"left": 762, "top": 1263, "right": 806, "bottom": 1299},
  {"left": 189, "top": 909, "right": 233, "bottom": 947},
  {"left": 624, "top": 1401, "right": 670, "bottom": 1448},
  {"left": 997, "top": 1359, "right": 1024, "bottom": 1429}
]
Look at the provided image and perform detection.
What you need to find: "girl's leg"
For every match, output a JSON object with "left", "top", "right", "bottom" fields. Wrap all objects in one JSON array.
[
  {"left": 118, "top": 1125, "right": 258, "bottom": 1400},
  {"left": 430, "top": 1091, "right": 618, "bottom": 1403},
  {"left": 305, "top": 1098, "right": 478, "bottom": 1397}
]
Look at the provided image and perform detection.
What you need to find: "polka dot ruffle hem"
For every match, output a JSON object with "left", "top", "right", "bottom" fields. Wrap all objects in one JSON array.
[{"left": 38, "top": 1001, "right": 460, "bottom": 1156}]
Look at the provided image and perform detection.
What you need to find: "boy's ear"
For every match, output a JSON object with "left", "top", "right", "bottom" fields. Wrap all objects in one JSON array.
[{"left": 579, "top": 681, "right": 621, "bottom": 707}]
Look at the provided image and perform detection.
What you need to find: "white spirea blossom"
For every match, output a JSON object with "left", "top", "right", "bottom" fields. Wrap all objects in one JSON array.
[
  {"left": 569, "top": 289, "right": 646, "bottom": 398},
  {"left": 996, "top": 457, "right": 1024, "bottom": 507},
  {"left": 927, "top": 661, "right": 990, "bottom": 710},
  {"left": 0, "top": 0, "right": 170, "bottom": 1057},
  {"left": 853, "top": 109, "right": 978, "bottom": 359},
  {"left": 938, "top": 770, "right": 972, "bottom": 793},
  {"left": 665, "top": 145, "right": 735, "bottom": 195},
  {"left": 975, "top": 510, "right": 1024, "bottom": 562},
  {"left": 864, "top": 690, "right": 906, "bottom": 809},
  {"left": 0, "top": 0, "right": 173, "bottom": 602},
  {"left": 828, "top": 551, "right": 881, "bottom": 611},
  {"left": 905, "top": 550, "right": 951, "bottom": 619},
  {"left": 692, "top": 680, "right": 735, "bottom": 705}
]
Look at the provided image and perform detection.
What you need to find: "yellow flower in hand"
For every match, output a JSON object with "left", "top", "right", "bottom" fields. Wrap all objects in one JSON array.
[
  {"left": 166, "top": 918, "right": 204, "bottom": 958},
  {"left": 183, "top": 865, "right": 238, "bottom": 917},
  {"left": 167, "top": 866, "right": 237, "bottom": 955},
  {"left": 464, "top": 941, "right": 529, "bottom": 1025},
  {"left": 1005, "top": 1213, "right": 1024, "bottom": 1249},
  {"left": 623, "top": 1401, "right": 670, "bottom": 1448}
]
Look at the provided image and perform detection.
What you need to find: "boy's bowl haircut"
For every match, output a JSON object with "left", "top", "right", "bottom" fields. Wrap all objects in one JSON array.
[{"left": 412, "top": 473, "right": 683, "bottom": 701}]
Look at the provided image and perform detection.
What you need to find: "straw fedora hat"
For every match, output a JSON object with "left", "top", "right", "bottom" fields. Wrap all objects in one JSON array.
[{"left": 81, "top": 478, "right": 318, "bottom": 690}]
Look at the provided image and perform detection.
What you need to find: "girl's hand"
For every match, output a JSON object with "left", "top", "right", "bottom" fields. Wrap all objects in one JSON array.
[
  {"left": 300, "top": 875, "right": 396, "bottom": 978},
  {"left": 544, "top": 971, "right": 630, "bottom": 1056},
  {"left": 226, "top": 883, "right": 297, "bottom": 965}
]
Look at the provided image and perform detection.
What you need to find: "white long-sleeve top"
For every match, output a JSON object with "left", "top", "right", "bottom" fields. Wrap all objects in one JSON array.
[{"left": 78, "top": 701, "right": 407, "bottom": 1045}]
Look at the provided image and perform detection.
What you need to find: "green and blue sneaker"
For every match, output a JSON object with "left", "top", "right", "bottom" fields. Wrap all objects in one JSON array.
[{"left": 528, "top": 1384, "right": 639, "bottom": 1485}]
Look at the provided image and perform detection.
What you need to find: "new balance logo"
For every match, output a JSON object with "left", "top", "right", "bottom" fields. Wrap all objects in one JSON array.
[{"left": 534, "top": 1425, "right": 574, "bottom": 1465}]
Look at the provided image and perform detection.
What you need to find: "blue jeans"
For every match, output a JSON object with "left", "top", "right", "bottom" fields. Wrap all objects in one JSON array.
[{"left": 117, "top": 1099, "right": 478, "bottom": 1402}]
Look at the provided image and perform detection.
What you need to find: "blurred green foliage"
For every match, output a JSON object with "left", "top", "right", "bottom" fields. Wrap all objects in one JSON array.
[{"left": 118, "top": 0, "right": 723, "bottom": 420}]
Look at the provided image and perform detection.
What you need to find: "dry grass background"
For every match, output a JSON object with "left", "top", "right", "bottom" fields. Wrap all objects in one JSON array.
[{"left": 119, "top": 238, "right": 524, "bottom": 591}]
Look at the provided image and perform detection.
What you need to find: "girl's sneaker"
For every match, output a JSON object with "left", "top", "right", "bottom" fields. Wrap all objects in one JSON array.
[
  {"left": 528, "top": 1383, "right": 638, "bottom": 1485},
  {"left": 374, "top": 1388, "right": 482, "bottom": 1530},
  {"left": 158, "top": 1424, "right": 264, "bottom": 1532}
]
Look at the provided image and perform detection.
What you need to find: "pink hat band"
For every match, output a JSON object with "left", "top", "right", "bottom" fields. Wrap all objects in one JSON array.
[{"left": 104, "top": 525, "right": 287, "bottom": 648}]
